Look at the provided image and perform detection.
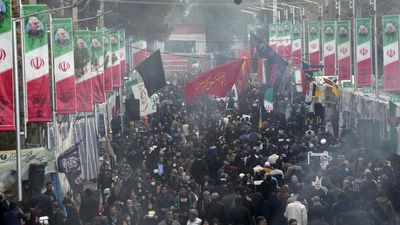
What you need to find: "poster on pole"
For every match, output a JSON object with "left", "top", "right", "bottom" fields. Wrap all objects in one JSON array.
[
  {"left": 276, "top": 23, "right": 285, "bottom": 58},
  {"left": 282, "top": 21, "right": 292, "bottom": 62},
  {"left": 337, "top": 21, "right": 351, "bottom": 80},
  {"left": 119, "top": 30, "right": 126, "bottom": 76},
  {"left": 356, "top": 18, "right": 372, "bottom": 87},
  {"left": 131, "top": 82, "right": 157, "bottom": 117},
  {"left": 269, "top": 23, "right": 277, "bottom": 52},
  {"left": 90, "top": 31, "right": 105, "bottom": 103},
  {"left": 291, "top": 24, "right": 302, "bottom": 67},
  {"left": 103, "top": 30, "right": 113, "bottom": 93},
  {"left": 52, "top": 18, "right": 76, "bottom": 114},
  {"left": 74, "top": 30, "right": 93, "bottom": 112},
  {"left": 0, "top": 0, "right": 14, "bottom": 131},
  {"left": 323, "top": 21, "right": 336, "bottom": 75},
  {"left": 383, "top": 15, "right": 400, "bottom": 92},
  {"left": 22, "top": 4, "right": 51, "bottom": 122},
  {"left": 308, "top": 21, "right": 321, "bottom": 67},
  {"left": 111, "top": 31, "right": 121, "bottom": 88}
]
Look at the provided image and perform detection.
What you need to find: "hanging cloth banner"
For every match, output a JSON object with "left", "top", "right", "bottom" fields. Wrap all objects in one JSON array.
[
  {"left": 383, "top": 15, "right": 400, "bottom": 92},
  {"left": 269, "top": 24, "right": 277, "bottom": 52},
  {"left": 0, "top": 0, "right": 14, "bottom": 131},
  {"left": 337, "top": 20, "right": 351, "bottom": 80},
  {"left": 276, "top": 23, "right": 285, "bottom": 58},
  {"left": 111, "top": 31, "right": 121, "bottom": 88},
  {"left": 22, "top": 4, "right": 51, "bottom": 122},
  {"left": 74, "top": 30, "right": 93, "bottom": 112},
  {"left": 356, "top": 18, "right": 372, "bottom": 87},
  {"left": 119, "top": 30, "right": 126, "bottom": 76},
  {"left": 308, "top": 21, "right": 320, "bottom": 67},
  {"left": 323, "top": 21, "right": 336, "bottom": 75},
  {"left": 52, "top": 18, "right": 76, "bottom": 114},
  {"left": 90, "top": 31, "right": 105, "bottom": 103},
  {"left": 282, "top": 21, "right": 292, "bottom": 62},
  {"left": 103, "top": 30, "right": 113, "bottom": 93},
  {"left": 291, "top": 24, "right": 302, "bottom": 67}
]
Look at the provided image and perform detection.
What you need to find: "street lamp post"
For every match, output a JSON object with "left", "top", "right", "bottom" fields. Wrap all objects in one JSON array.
[
  {"left": 350, "top": 0, "right": 357, "bottom": 90},
  {"left": 370, "top": 0, "right": 379, "bottom": 98}
]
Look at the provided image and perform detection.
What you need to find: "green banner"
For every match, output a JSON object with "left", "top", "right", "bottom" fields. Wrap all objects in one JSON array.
[
  {"left": 308, "top": 21, "right": 320, "bottom": 42},
  {"left": 22, "top": 4, "right": 48, "bottom": 52},
  {"left": 337, "top": 21, "right": 350, "bottom": 45},
  {"left": 74, "top": 30, "right": 91, "bottom": 81},
  {"left": 0, "top": 0, "right": 12, "bottom": 34},
  {"left": 356, "top": 18, "right": 371, "bottom": 45},
  {"left": 323, "top": 21, "right": 335, "bottom": 43}
]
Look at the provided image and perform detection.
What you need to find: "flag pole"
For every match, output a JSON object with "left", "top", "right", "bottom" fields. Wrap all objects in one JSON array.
[
  {"left": 351, "top": 0, "right": 357, "bottom": 91},
  {"left": 18, "top": 0, "right": 27, "bottom": 139},
  {"left": 49, "top": 14, "right": 57, "bottom": 124},
  {"left": 371, "top": 0, "right": 379, "bottom": 98},
  {"left": 12, "top": 20, "right": 23, "bottom": 201}
]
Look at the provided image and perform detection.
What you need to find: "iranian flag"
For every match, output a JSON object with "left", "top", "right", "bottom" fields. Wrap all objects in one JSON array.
[
  {"left": 282, "top": 21, "right": 292, "bottom": 62},
  {"left": 0, "top": 0, "right": 14, "bottom": 131},
  {"left": 323, "top": 21, "right": 336, "bottom": 75},
  {"left": 308, "top": 21, "right": 320, "bottom": 67},
  {"left": 22, "top": 5, "right": 50, "bottom": 122},
  {"left": 292, "top": 24, "right": 302, "bottom": 66},
  {"left": 269, "top": 24, "right": 277, "bottom": 52},
  {"left": 111, "top": 31, "right": 121, "bottom": 88},
  {"left": 383, "top": 15, "right": 400, "bottom": 92},
  {"left": 258, "top": 58, "right": 268, "bottom": 84},
  {"left": 356, "top": 18, "right": 372, "bottom": 87},
  {"left": 74, "top": 30, "right": 93, "bottom": 112},
  {"left": 90, "top": 31, "right": 105, "bottom": 103},
  {"left": 276, "top": 23, "right": 285, "bottom": 57},
  {"left": 337, "top": 21, "right": 351, "bottom": 80},
  {"left": 263, "top": 88, "right": 273, "bottom": 112},
  {"left": 119, "top": 30, "right": 126, "bottom": 76},
  {"left": 103, "top": 30, "right": 113, "bottom": 93},
  {"left": 132, "top": 40, "right": 148, "bottom": 68},
  {"left": 52, "top": 18, "right": 76, "bottom": 114}
]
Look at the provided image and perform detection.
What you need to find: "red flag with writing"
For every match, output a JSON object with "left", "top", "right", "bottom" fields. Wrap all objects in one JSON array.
[
  {"left": 183, "top": 60, "right": 243, "bottom": 104},
  {"left": 236, "top": 49, "right": 250, "bottom": 92}
]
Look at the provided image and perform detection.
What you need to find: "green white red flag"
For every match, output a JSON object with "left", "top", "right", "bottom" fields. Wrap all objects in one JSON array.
[
  {"left": 74, "top": 30, "right": 93, "bottom": 112},
  {"left": 90, "top": 31, "right": 105, "bottom": 103},
  {"left": 276, "top": 23, "right": 285, "bottom": 57},
  {"left": 269, "top": 24, "right": 277, "bottom": 52},
  {"left": 323, "top": 21, "right": 336, "bottom": 75},
  {"left": 52, "top": 18, "right": 76, "bottom": 114},
  {"left": 383, "top": 15, "right": 400, "bottom": 92},
  {"left": 282, "top": 21, "right": 292, "bottom": 62},
  {"left": 22, "top": 4, "right": 51, "bottom": 122},
  {"left": 291, "top": 24, "right": 302, "bottom": 66},
  {"left": 337, "top": 21, "right": 351, "bottom": 80},
  {"left": 356, "top": 18, "right": 372, "bottom": 87},
  {"left": 308, "top": 21, "right": 320, "bottom": 67},
  {"left": 0, "top": 0, "right": 14, "bottom": 131},
  {"left": 103, "top": 30, "right": 113, "bottom": 92},
  {"left": 119, "top": 30, "right": 126, "bottom": 76},
  {"left": 111, "top": 31, "right": 121, "bottom": 88}
]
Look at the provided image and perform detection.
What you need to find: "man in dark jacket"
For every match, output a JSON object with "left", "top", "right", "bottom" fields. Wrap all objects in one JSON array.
[
  {"left": 207, "top": 193, "right": 226, "bottom": 225},
  {"left": 229, "top": 197, "right": 253, "bottom": 225},
  {"left": 63, "top": 197, "right": 81, "bottom": 225},
  {"left": 80, "top": 188, "right": 99, "bottom": 223}
]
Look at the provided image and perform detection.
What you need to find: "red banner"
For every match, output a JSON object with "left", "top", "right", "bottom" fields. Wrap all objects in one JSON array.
[
  {"left": 111, "top": 32, "right": 121, "bottom": 88},
  {"left": 357, "top": 59, "right": 372, "bottom": 87},
  {"left": 27, "top": 75, "right": 51, "bottom": 121},
  {"left": 338, "top": 56, "right": 351, "bottom": 80},
  {"left": 183, "top": 60, "right": 243, "bottom": 104}
]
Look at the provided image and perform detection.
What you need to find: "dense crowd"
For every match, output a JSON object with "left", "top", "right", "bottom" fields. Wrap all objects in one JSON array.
[{"left": 1, "top": 80, "right": 400, "bottom": 225}]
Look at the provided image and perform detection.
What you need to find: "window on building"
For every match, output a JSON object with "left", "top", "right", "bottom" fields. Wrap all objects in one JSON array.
[{"left": 165, "top": 40, "right": 196, "bottom": 53}]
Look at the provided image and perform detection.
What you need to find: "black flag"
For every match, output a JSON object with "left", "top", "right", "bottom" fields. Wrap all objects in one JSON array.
[
  {"left": 136, "top": 49, "right": 166, "bottom": 96},
  {"left": 57, "top": 143, "right": 83, "bottom": 193},
  {"left": 125, "top": 98, "right": 141, "bottom": 121},
  {"left": 250, "top": 33, "right": 288, "bottom": 89}
]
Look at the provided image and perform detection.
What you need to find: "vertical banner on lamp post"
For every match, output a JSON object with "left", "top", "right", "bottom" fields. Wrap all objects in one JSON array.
[
  {"left": 383, "top": 15, "right": 400, "bottom": 92},
  {"left": 269, "top": 24, "right": 277, "bottom": 52},
  {"left": 22, "top": 5, "right": 51, "bottom": 122},
  {"left": 292, "top": 24, "right": 302, "bottom": 67},
  {"left": 356, "top": 18, "right": 372, "bottom": 87},
  {"left": 276, "top": 23, "right": 285, "bottom": 57},
  {"left": 52, "top": 18, "right": 76, "bottom": 114},
  {"left": 337, "top": 21, "right": 351, "bottom": 80},
  {"left": 323, "top": 21, "right": 336, "bottom": 75},
  {"left": 0, "top": 0, "right": 14, "bottom": 131},
  {"left": 308, "top": 21, "right": 320, "bottom": 67},
  {"left": 90, "top": 31, "right": 105, "bottom": 103},
  {"left": 119, "top": 30, "right": 126, "bottom": 76},
  {"left": 74, "top": 30, "right": 93, "bottom": 112},
  {"left": 103, "top": 30, "right": 113, "bottom": 93},
  {"left": 282, "top": 21, "right": 292, "bottom": 62},
  {"left": 111, "top": 32, "right": 121, "bottom": 88}
]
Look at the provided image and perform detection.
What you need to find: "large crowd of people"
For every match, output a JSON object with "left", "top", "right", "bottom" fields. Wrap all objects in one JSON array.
[{"left": 1, "top": 79, "right": 400, "bottom": 225}]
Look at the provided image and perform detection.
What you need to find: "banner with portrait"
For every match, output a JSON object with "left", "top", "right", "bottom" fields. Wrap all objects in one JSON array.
[
  {"left": 356, "top": 18, "right": 372, "bottom": 87},
  {"left": 52, "top": 18, "right": 76, "bottom": 114},
  {"left": 0, "top": 0, "right": 14, "bottom": 131},
  {"left": 323, "top": 21, "right": 336, "bottom": 75},
  {"left": 22, "top": 4, "right": 51, "bottom": 122},
  {"left": 383, "top": 15, "right": 400, "bottom": 92},
  {"left": 90, "top": 31, "right": 105, "bottom": 103},
  {"left": 111, "top": 31, "right": 121, "bottom": 88},
  {"left": 103, "top": 30, "right": 113, "bottom": 93},
  {"left": 337, "top": 21, "right": 351, "bottom": 80},
  {"left": 74, "top": 30, "right": 93, "bottom": 112}
]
